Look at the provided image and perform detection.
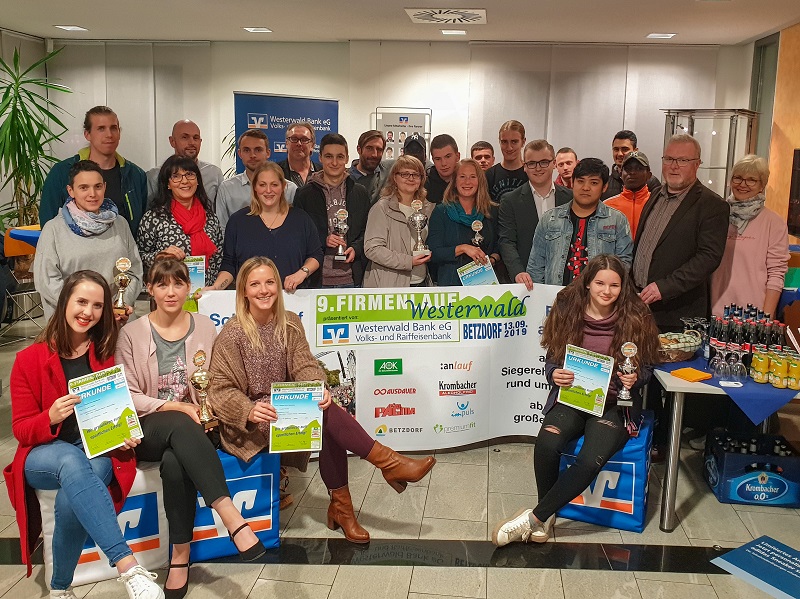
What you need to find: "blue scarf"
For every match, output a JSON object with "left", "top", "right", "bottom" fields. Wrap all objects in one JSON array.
[
  {"left": 444, "top": 201, "right": 484, "bottom": 228},
  {"left": 62, "top": 198, "right": 119, "bottom": 237}
]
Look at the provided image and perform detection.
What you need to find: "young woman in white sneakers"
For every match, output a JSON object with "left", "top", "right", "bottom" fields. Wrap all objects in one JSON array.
[
  {"left": 5, "top": 271, "right": 164, "bottom": 599},
  {"left": 492, "top": 255, "right": 659, "bottom": 545}
]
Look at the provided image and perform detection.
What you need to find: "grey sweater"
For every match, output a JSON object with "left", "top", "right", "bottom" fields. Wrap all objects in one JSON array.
[{"left": 34, "top": 212, "right": 143, "bottom": 320}]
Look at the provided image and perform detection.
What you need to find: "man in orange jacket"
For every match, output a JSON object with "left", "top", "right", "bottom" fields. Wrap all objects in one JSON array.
[{"left": 604, "top": 150, "right": 659, "bottom": 240}]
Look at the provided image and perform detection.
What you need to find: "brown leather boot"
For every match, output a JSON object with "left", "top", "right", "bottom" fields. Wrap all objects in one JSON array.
[
  {"left": 327, "top": 486, "right": 370, "bottom": 544},
  {"left": 365, "top": 441, "right": 436, "bottom": 493}
]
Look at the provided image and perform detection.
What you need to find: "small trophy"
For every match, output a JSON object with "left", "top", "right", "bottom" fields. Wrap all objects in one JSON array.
[
  {"left": 408, "top": 200, "right": 431, "bottom": 257},
  {"left": 471, "top": 220, "right": 484, "bottom": 246},
  {"left": 617, "top": 342, "right": 638, "bottom": 407},
  {"left": 190, "top": 350, "right": 219, "bottom": 431},
  {"left": 334, "top": 209, "right": 349, "bottom": 261},
  {"left": 113, "top": 257, "right": 132, "bottom": 317}
]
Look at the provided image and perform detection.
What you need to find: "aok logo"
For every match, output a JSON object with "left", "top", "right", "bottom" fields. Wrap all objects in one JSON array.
[
  {"left": 375, "top": 425, "right": 387, "bottom": 436},
  {"left": 375, "top": 358, "right": 402, "bottom": 376},
  {"left": 192, "top": 475, "right": 275, "bottom": 543},
  {"left": 568, "top": 461, "right": 636, "bottom": 514},
  {"left": 80, "top": 492, "right": 160, "bottom": 564},
  {"left": 247, "top": 113, "right": 269, "bottom": 129},
  {"left": 322, "top": 324, "right": 349, "bottom": 345}
]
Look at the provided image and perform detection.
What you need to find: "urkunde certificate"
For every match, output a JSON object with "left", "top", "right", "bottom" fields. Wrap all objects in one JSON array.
[
  {"left": 557, "top": 344, "right": 613, "bottom": 416},
  {"left": 269, "top": 381, "right": 324, "bottom": 453},
  {"left": 69, "top": 365, "right": 144, "bottom": 459}
]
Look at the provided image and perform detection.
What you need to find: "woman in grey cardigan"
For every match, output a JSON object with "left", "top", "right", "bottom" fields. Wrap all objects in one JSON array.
[{"left": 34, "top": 160, "right": 142, "bottom": 322}]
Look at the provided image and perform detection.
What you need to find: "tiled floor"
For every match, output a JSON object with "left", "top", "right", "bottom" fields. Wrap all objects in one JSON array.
[{"left": 0, "top": 315, "right": 795, "bottom": 598}]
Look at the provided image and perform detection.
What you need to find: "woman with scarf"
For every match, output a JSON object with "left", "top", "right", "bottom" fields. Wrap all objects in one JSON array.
[
  {"left": 427, "top": 159, "right": 501, "bottom": 286},
  {"left": 137, "top": 155, "right": 223, "bottom": 287},
  {"left": 34, "top": 160, "right": 143, "bottom": 323},
  {"left": 711, "top": 155, "right": 789, "bottom": 317}
]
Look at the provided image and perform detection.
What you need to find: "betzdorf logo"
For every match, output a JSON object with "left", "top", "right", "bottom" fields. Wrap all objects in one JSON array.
[
  {"left": 375, "top": 358, "right": 403, "bottom": 376},
  {"left": 375, "top": 425, "right": 387, "bottom": 437},
  {"left": 247, "top": 113, "right": 269, "bottom": 129},
  {"left": 274, "top": 142, "right": 287, "bottom": 153},
  {"left": 81, "top": 492, "right": 161, "bottom": 564},
  {"left": 568, "top": 460, "right": 635, "bottom": 514},
  {"left": 322, "top": 324, "right": 349, "bottom": 345}
]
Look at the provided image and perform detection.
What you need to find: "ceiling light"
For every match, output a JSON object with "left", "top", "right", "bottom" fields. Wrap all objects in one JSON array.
[
  {"left": 647, "top": 33, "right": 676, "bottom": 39},
  {"left": 441, "top": 29, "right": 467, "bottom": 35},
  {"left": 54, "top": 25, "right": 88, "bottom": 32},
  {"left": 243, "top": 27, "right": 272, "bottom": 33}
]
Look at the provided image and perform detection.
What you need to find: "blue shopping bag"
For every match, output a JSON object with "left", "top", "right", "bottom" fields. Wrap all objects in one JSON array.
[
  {"left": 556, "top": 410, "right": 653, "bottom": 533},
  {"left": 190, "top": 450, "right": 280, "bottom": 560}
]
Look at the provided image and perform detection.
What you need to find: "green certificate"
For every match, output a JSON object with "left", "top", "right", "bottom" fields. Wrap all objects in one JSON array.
[
  {"left": 269, "top": 381, "right": 324, "bottom": 453},
  {"left": 69, "top": 365, "right": 144, "bottom": 459},
  {"left": 557, "top": 344, "right": 614, "bottom": 416}
]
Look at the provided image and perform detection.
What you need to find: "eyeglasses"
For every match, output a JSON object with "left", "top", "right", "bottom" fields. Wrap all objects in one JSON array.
[
  {"left": 731, "top": 175, "right": 760, "bottom": 187},
  {"left": 524, "top": 159, "right": 553, "bottom": 170},
  {"left": 287, "top": 136, "right": 313, "bottom": 145},
  {"left": 661, "top": 157, "right": 700, "bottom": 167},
  {"left": 169, "top": 172, "right": 197, "bottom": 183},
  {"left": 397, "top": 172, "right": 422, "bottom": 181}
]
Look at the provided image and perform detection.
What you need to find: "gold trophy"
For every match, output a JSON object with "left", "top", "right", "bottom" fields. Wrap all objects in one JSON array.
[
  {"left": 190, "top": 350, "right": 219, "bottom": 430},
  {"left": 334, "top": 208, "right": 349, "bottom": 261},
  {"left": 617, "top": 342, "right": 638, "bottom": 407},
  {"left": 408, "top": 200, "right": 431, "bottom": 257},
  {"left": 113, "top": 257, "right": 132, "bottom": 317},
  {"left": 471, "top": 220, "right": 484, "bottom": 246}
]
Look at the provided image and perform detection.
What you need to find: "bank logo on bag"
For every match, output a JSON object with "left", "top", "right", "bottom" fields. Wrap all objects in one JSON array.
[
  {"left": 80, "top": 492, "right": 161, "bottom": 563},
  {"left": 322, "top": 324, "right": 349, "bottom": 345},
  {"left": 247, "top": 113, "right": 269, "bottom": 129},
  {"left": 568, "top": 460, "right": 636, "bottom": 514},
  {"left": 192, "top": 474, "right": 274, "bottom": 543},
  {"left": 375, "top": 358, "right": 403, "bottom": 375}
]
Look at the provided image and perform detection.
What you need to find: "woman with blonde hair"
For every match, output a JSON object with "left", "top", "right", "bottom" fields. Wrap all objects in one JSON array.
[
  {"left": 208, "top": 257, "right": 436, "bottom": 544},
  {"left": 711, "top": 154, "right": 788, "bottom": 316},
  {"left": 210, "top": 162, "right": 322, "bottom": 292},
  {"left": 427, "top": 158, "right": 501, "bottom": 285},
  {"left": 363, "top": 156, "right": 434, "bottom": 287}
]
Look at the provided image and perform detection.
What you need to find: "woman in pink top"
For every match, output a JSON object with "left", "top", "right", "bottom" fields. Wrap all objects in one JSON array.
[{"left": 711, "top": 155, "right": 788, "bottom": 317}]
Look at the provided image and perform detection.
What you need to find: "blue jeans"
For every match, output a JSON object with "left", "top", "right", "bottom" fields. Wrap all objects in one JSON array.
[{"left": 24, "top": 439, "right": 132, "bottom": 590}]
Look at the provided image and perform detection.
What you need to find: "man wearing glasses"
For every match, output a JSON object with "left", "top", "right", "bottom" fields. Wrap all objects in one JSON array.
[
  {"left": 146, "top": 119, "right": 223, "bottom": 210},
  {"left": 278, "top": 121, "right": 322, "bottom": 187},
  {"left": 498, "top": 139, "right": 572, "bottom": 289}
]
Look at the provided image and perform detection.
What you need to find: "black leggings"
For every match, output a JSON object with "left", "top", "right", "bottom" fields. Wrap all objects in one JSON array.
[
  {"left": 533, "top": 403, "right": 630, "bottom": 522},
  {"left": 135, "top": 410, "right": 230, "bottom": 544}
]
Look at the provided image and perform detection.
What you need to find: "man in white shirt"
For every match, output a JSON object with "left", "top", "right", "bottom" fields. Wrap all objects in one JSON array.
[
  {"left": 147, "top": 119, "right": 223, "bottom": 209},
  {"left": 215, "top": 129, "right": 297, "bottom": 229}
]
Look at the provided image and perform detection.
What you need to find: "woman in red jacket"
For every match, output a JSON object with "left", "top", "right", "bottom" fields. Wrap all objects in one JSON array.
[{"left": 4, "top": 271, "right": 164, "bottom": 599}]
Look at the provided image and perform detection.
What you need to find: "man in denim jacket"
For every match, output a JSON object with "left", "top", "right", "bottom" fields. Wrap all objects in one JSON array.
[{"left": 526, "top": 158, "right": 632, "bottom": 285}]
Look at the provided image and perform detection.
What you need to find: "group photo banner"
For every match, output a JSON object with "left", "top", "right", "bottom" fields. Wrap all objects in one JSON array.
[
  {"left": 233, "top": 91, "right": 339, "bottom": 169},
  {"left": 200, "top": 284, "right": 562, "bottom": 451}
]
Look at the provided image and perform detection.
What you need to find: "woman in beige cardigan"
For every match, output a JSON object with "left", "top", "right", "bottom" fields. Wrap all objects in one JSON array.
[
  {"left": 208, "top": 256, "right": 436, "bottom": 543},
  {"left": 363, "top": 156, "right": 435, "bottom": 288},
  {"left": 116, "top": 253, "right": 265, "bottom": 599}
]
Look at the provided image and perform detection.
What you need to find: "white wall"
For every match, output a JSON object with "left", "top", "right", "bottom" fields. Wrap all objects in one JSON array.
[{"left": 40, "top": 39, "right": 753, "bottom": 177}]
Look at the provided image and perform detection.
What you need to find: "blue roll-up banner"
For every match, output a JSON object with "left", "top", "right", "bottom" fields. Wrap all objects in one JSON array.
[{"left": 233, "top": 92, "right": 339, "bottom": 173}]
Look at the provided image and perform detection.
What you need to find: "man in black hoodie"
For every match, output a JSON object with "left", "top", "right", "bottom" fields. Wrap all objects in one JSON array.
[{"left": 425, "top": 134, "right": 460, "bottom": 203}]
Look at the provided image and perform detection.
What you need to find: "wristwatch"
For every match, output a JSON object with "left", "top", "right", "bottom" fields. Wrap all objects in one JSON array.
[{"left": 301, "top": 266, "right": 310, "bottom": 278}]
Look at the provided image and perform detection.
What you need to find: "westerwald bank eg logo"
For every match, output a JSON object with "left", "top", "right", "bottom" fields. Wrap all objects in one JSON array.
[
  {"left": 322, "top": 324, "right": 349, "bottom": 344},
  {"left": 375, "top": 358, "right": 403, "bottom": 376},
  {"left": 247, "top": 113, "right": 269, "bottom": 129}
]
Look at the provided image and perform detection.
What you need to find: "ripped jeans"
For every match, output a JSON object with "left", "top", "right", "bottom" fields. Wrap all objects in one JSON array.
[{"left": 532, "top": 403, "right": 630, "bottom": 523}]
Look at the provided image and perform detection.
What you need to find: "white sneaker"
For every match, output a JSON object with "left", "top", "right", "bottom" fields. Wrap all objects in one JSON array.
[
  {"left": 50, "top": 590, "right": 78, "bottom": 599},
  {"left": 492, "top": 508, "right": 534, "bottom": 546},
  {"left": 530, "top": 514, "right": 555, "bottom": 543},
  {"left": 117, "top": 565, "right": 165, "bottom": 599}
]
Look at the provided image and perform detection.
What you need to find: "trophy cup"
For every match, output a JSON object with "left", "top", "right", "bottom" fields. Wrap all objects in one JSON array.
[
  {"left": 113, "top": 257, "right": 132, "bottom": 317},
  {"left": 617, "top": 342, "right": 638, "bottom": 407},
  {"left": 190, "top": 350, "right": 219, "bottom": 430},
  {"left": 471, "top": 220, "right": 484, "bottom": 246},
  {"left": 334, "top": 209, "right": 349, "bottom": 261},
  {"left": 408, "top": 200, "right": 431, "bottom": 257}
]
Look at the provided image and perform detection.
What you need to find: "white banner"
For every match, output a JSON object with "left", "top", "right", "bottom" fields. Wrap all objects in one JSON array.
[{"left": 200, "top": 284, "right": 561, "bottom": 451}]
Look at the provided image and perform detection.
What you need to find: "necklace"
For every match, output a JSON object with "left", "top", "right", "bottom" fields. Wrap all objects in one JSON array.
[{"left": 261, "top": 210, "right": 282, "bottom": 230}]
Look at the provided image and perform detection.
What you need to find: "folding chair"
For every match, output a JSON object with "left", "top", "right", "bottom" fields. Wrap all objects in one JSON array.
[{"left": 0, "top": 226, "right": 44, "bottom": 346}]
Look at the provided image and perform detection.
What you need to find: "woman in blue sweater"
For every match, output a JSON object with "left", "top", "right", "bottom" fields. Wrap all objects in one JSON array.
[{"left": 427, "top": 159, "right": 500, "bottom": 286}]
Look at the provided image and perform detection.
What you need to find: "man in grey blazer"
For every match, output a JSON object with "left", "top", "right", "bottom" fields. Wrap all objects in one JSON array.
[{"left": 498, "top": 139, "right": 573, "bottom": 288}]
